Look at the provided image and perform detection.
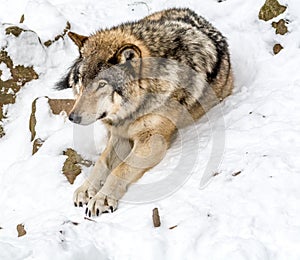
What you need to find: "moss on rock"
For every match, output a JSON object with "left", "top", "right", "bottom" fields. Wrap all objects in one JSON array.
[
  {"left": 259, "top": 0, "right": 287, "bottom": 21},
  {"left": 272, "top": 19, "right": 288, "bottom": 35}
]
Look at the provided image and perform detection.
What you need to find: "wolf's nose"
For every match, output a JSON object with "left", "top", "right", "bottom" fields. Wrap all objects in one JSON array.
[{"left": 69, "top": 112, "right": 82, "bottom": 124}]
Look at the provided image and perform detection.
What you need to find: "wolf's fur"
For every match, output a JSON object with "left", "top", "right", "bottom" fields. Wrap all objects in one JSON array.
[{"left": 57, "top": 8, "right": 234, "bottom": 216}]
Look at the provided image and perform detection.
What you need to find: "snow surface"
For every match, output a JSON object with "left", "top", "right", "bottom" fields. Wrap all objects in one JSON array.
[
  {"left": 0, "top": 62, "right": 11, "bottom": 81},
  {"left": 1, "top": 0, "right": 300, "bottom": 259}
]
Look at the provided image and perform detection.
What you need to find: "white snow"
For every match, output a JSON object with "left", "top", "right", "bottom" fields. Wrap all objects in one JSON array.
[
  {"left": 0, "top": 62, "right": 11, "bottom": 81},
  {"left": 1, "top": 0, "right": 300, "bottom": 259}
]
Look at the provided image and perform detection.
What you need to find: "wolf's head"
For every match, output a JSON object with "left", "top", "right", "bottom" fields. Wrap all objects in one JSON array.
[{"left": 57, "top": 32, "right": 144, "bottom": 125}]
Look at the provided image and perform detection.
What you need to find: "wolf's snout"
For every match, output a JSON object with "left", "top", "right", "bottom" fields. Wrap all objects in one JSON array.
[{"left": 69, "top": 112, "right": 82, "bottom": 124}]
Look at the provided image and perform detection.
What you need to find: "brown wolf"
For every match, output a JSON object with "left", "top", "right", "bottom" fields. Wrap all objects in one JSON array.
[{"left": 57, "top": 8, "right": 234, "bottom": 216}]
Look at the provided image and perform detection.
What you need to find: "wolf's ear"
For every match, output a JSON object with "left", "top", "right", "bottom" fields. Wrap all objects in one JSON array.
[
  {"left": 68, "top": 31, "right": 88, "bottom": 49},
  {"left": 111, "top": 44, "right": 142, "bottom": 64}
]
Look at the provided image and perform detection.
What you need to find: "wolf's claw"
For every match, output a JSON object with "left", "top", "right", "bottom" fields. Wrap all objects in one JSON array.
[{"left": 86, "top": 191, "right": 118, "bottom": 217}]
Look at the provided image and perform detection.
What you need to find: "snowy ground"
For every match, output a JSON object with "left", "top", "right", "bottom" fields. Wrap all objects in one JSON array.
[{"left": 1, "top": 0, "right": 300, "bottom": 259}]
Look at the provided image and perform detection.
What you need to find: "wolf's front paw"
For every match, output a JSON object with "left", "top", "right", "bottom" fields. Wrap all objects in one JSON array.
[
  {"left": 73, "top": 181, "right": 101, "bottom": 207},
  {"left": 86, "top": 192, "right": 118, "bottom": 217}
]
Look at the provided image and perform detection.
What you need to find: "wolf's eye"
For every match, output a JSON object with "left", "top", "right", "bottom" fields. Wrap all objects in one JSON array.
[{"left": 97, "top": 80, "right": 107, "bottom": 89}]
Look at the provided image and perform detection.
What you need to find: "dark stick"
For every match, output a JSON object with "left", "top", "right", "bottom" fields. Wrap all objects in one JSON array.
[{"left": 152, "top": 208, "right": 161, "bottom": 227}]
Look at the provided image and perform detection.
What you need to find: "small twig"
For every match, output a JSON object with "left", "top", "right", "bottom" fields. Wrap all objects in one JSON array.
[
  {"left": 232, "top": 170, "right": 242, "bottom": 177},
  {"left": 128, "top": 2, "right": 151, "bottom": 13},
  {"left": 84, "top": 216, "right": 97, "bottom": 223},
  {"left": 152, "top": 208, "right": 161, "bottom": 227},
  {"left": 63, "top": 220, "right": 80, "bottom": 226},
  {"left": 212, "top": 172, "right": 220, "bottom": 177},
  {"left": 169, "top": 225, "right": 177, "bottom": 230}
]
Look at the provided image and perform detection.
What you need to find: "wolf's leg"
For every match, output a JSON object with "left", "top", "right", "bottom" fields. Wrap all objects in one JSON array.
[
  {"left": 73, "top": 135, "right": 131, "bottom": 207},
  {"left": 86, "top": 115, "right": 176, "bottom": 216}
]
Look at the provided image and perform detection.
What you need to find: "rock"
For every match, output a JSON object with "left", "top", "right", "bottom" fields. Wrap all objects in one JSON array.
[
  {"left": 29, "top": 98, "right": 38, "bottom": 141},
  {"left": 0, "top": 50, "right": 13, "bottom": 70},
  {"left": 12, "top": 65, "right": 38, "bottom": 85},
  {"left": 259, "top": 0, "right": 287, "bottom": 21},
  {"left": 0, "top": 125, "right": 4, "bottom": 138},
  {"left": 28, "top": 97, "right": 90, "bottom": 181},
  {"left": 5, "top": 26, "right": 26, "bottom": 37},
  {"left": 272, "top": 19, "right": 288, "bottom": 35},
  {"left": 20, "top": 14, "right": 25, "bottom": 23},
  {"left": 17, "top": 224, "right": 26, "bottom": 237},
  {"left": 43, "top": 40, "right": 52, "bottom": 47},
  {"left": 62, "top": 148, "right": 93, "bottom": 184},
  {"left": 44, "top": 21, "right": 71, "bottom": 47},
  {"left": 273, "top": 43, "right": 283, "bottom": 54},
  {"left": 32, "top": 138, "right": 44, "bottom": 155},
  {"left": 1, "top": 49, "right": 38, "bottom": 138},
  {"left": 62, "top": 148, "right": 83, "bottom": 184},
  {"left": 152, "top": 208, "right": 161, "bottom": 227},
  {"left": 48, "top": 98, "right": 75, "bottom": 115},
  {"left": 29, "top": 97, "right": 75, "bottom": 152}
]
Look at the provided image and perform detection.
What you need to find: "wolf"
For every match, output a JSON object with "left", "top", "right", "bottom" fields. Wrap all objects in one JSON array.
[{"left": 57, "top": 8, "right": 234, "bottom": 216}]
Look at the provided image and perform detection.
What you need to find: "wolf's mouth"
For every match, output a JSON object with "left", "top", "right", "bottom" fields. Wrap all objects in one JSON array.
[{"left": 98, "top": 112, "right": 107, "bottom": 120}]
